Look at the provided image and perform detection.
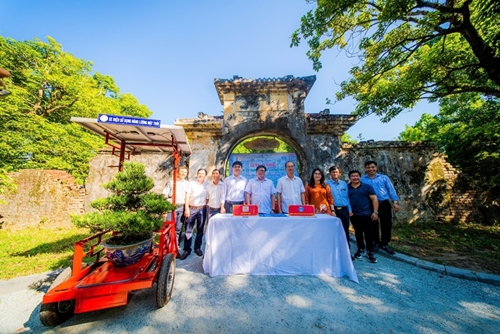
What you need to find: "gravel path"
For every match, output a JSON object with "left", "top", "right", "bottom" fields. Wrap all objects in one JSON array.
[{"left": 1, "top": 242, "right": 500, "bottom": 334}]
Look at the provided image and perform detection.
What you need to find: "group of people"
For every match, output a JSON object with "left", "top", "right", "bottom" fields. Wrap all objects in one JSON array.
[{"left": 162, "top": 160, "right": 399, "bottom": 264}]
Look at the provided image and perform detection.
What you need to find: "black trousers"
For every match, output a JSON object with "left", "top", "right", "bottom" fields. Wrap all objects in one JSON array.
[
  {"left": 334, "top": 207, "right": 350, "bottom": 249},
  {"left": 373, "top": 200, "right": 393, "bottom": 246},
  {"left": 224, "top": 200, "right": 244, "bottom": 213},
  {"left": 207, "top": 207, "right": 220, "bottom": 224},
  {"left": 174, "top": 205, "right": 185, "bottom": 244},
  {"left": 350, "top": 215, "right": 374, "bottom": 252},
  {"left": 183, "top": 207, "right": 206, "bottom": 252}
]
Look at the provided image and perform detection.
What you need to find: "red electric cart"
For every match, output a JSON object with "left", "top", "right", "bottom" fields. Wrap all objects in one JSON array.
[{"left": 39, "top": 116, "right": 191, "bottom": 326}]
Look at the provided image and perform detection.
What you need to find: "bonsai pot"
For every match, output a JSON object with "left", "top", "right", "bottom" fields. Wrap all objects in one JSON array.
[{"left": 101, "top": 235, "right": 154, "bottom": 267}]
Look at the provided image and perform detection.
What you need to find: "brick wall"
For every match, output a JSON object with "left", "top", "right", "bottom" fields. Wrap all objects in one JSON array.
[
  {"left": 431, "top": 160, "right": 486, "bottom": 223},
  {"left": 0, "top": 170, "right": 85, "bottom": 229}
]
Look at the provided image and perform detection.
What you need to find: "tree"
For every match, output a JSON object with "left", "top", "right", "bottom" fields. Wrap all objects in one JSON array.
[
  {"left": 399, "top": 93, "right": 500, "bottom": 196},
  {"left": 72, "top": 162, "right": 175, "bottom": 243},
  {"left": 232, "top": 136, "right": 294, "bottom": 154},
  {"left": 0, "top": 36, "right": 152, "bottom": 182},
  {"left": 291, "top": 0, "right": 500, "bottom": 121}
]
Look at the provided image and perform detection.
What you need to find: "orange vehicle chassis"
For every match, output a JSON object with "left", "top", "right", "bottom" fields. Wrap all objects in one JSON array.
[{"left": 41, "top": 220, "right": 178, "bottom": 314}]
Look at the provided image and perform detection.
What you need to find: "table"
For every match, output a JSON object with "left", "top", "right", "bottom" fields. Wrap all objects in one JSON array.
[{"left": 203, "top": 214, "right": 358, "bottom": 282}]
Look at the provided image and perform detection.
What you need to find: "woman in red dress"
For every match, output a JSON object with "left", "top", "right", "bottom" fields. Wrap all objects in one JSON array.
[{"left": 305, "top": 168, "right": 335, "bottom": 215}]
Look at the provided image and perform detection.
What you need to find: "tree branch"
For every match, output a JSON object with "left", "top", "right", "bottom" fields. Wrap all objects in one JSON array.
[{"left": 45, "top": 99, "right": 78, "bottom": 115}]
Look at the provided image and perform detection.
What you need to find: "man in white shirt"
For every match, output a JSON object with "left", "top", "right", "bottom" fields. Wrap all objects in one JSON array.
[
  {"left": 221, "top": 161, "right": 247, "bottom": 213},
  {"left": 245, "top": 165, "right": 276, "bottom": 214},
  {"left": 162, "top": 166, "right": 189, "bottom": 246},
  {"left": 179, "top": 169, "right": 208, "bottom": 260},
  {"left": 276, "top": 161, "right": 305, "bottom": 214},
  {"left": 206, "top": 169, "right": 224, "bottom": 223}
]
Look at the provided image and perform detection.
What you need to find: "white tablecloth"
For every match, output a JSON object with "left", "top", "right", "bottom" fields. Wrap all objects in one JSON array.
[{"left": 203, "top": 214, "right": 358, "bottom": 282}]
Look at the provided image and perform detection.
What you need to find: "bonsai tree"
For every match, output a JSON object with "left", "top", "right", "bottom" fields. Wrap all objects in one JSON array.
[{"left": 72, "top": 162, "right": 175, "bottom": 245}]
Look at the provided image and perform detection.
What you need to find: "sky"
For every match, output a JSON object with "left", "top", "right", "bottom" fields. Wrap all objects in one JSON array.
[{"left": 1, "top": 0, "right": 438, "bottom": 140}]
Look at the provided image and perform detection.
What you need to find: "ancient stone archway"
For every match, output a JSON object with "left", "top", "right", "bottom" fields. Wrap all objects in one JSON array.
[{"left": 175, "top": 75, "right": 358, "bottom": 180}]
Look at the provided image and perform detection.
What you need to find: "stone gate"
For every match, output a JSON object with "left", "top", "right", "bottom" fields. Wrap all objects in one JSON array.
[{"left": 175, "top": 75, "right": 358, "bottom": 180}]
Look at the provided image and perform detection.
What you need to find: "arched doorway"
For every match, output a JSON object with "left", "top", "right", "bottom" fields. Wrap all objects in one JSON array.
[{"left": 224, "top": 133, "right": 306, "bottom": 184}]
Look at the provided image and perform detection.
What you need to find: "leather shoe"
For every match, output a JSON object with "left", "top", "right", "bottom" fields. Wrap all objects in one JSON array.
[
  {"left": 381, "top": 245, "right": 395, "bottom": 255},
  {"left": 194, "top": 249, "right": 203, "bottom": 257},
  {"left": 179, "top": 251, "right": 190, "bottom": 260}
]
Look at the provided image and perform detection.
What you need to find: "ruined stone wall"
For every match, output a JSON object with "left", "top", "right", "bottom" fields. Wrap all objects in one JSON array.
[
  {"left": 329, "top": 141, "right": 437, "bottom": 223},
  {"left": 327, "top": 141, "right": 486, "bottom": 224},
  {"left": 1, "top": 145, "right": 490, "bottom": 228},
  {"left": 0, "top": 170, "right": 85, "bottom": 229},
  {"left": 423, "top": 158, "right": 488, "bottom": 224},
  {"left": 0, "top": 153, "right": 189, "bottom": 229}
]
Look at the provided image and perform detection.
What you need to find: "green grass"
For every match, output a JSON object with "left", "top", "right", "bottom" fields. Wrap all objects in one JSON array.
[
  {"left": 391, "top": 221, "right": 500, "bottom": 275},
  {"left": 0, "top": 226, "right": 91, "bottom": 280}
]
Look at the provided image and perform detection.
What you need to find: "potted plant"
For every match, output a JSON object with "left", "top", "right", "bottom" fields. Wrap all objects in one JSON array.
[{"left": 72, "top": 162, "right": 175, "bottom": 267}]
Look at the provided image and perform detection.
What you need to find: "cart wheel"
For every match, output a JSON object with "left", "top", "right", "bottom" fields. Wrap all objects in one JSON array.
[
  {"left": 40, "top": 267, "right": 76, "bottom": 327},
  {"left": 156, "top": 253, "right": 176, "bottom": 308}
]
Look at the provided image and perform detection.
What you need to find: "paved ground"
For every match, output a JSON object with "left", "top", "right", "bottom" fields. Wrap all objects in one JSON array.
[{"left": 1, "top": 241, "right": 500, "bottom": 334}]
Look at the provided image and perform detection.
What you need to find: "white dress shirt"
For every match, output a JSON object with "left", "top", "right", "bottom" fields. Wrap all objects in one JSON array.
[
  {"left": 162, "top": 178, "right": 189, "bottom": 205},
  {"left": 206, "top": 181, "right": 224, "bottom": 209},
  {"left": 187, "top": 181, "right": 208, "bottom": 207},
  {"left": 221, "top": 175, "right": 247, "bottom": 203},
  {"left": 245, "top": 177, "right": 276, "bottom": 213},
  {"left": 276, "top": 175, "right": 305, "bottom": 213}
]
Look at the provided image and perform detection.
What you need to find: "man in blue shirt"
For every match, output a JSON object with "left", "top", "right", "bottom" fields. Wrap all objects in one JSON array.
[
  {"left": 348, "top": 170, "right": 379, "bottom": 263},
  {"left": 361, "top": 161, "right": 400, "bottom": 255},
  {"left": 326, "top": 166, "right": 352, "bottom": 250}
]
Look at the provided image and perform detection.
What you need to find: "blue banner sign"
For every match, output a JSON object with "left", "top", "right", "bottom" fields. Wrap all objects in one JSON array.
[
  {"left": 229, "top": 153, "right": 298, "bottom": 187},
  {"left": 97, "top": 114, "right": 161, "bottom": 128}
]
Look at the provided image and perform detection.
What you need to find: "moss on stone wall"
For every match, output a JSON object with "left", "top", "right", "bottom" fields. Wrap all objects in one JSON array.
[{"left": 0, "top": 170, "right": 84, "bottom": 229}]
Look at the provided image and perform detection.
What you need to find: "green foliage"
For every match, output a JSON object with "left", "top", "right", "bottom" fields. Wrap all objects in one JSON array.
[
  {"left": 340, "top": 133, "right": 358, "bottom": 144},
  {"left": 293, "top": 1, "right": 500, "bottom": 199},
  {"left": 72, "top": 162, "right": 175, "bottom": 243},
  {"left": 399, "top": 94, "right": 500, "bottom": 195},
  {"left": 398, "top": 112, "right": 440, "bottom": 142},
  {"left": 0, "top": 36, "right": 152, "bottom": 183},
  {"left": 0, "top": 169, "right": 17, "bottom": 205},
  {"left": 232, "top": 136, "right": 294, "bottom": 153},
  {"left": 291, "top": 0, "right": 500, "bottom": 120}
]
